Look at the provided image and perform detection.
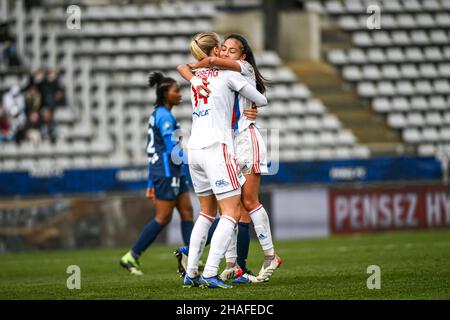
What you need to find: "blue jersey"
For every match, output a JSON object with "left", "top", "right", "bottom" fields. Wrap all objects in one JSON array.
[{"left": 146, "top": 106, "right": 184, "bottom": 188}]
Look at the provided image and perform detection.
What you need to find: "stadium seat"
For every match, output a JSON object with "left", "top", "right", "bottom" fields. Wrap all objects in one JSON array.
[
  {"left": 403, "top": 128, "right": 422, "bottom": 143},
  {"left": 290, "top": 83, "right": 311, "bottom": 99},
  {"left": 425, "top": 112, "right": 443, "bottom": 126},
  {"left": 358, "top": 82, "right": 377, "bottom": 97},
  {"left": 415, "top": 80, "right": 433, "bottom": 95},
  {"left": 410, "top": 96, "right": 428, "bottom": 111},
  {"left": 303, "top": 116, "right": 322, "bottom": 131},
  {"left": 367, "top": 49, "right": 386, "bottom": 63},
  {"left": 396, "top": 81, "right": 415, "bottom": 95},
  {"left": 407, "top": 112, "right": 425, "bottom": 127},
  {"left": 319, "top": 131, "right": 337, "bottom": 145},
  {"left": 373, "top": 97, "right": 392, "bottom": 113},
  {"left": 316, "top": 148, "right": 335, "bottom": 160},
  {"left": 418, "top": 144, "right": 436, "bottom": 156},
  {"left": 353, "top": 32, "right": 372, "bottom": 47},
  {"left": 388, "top": 113, "right": 407, "bottom": 128},
  {"left": 328, "top": 49, "right": 347, "bottom": 65},
  {"left": 378, "top": 81, "right": 396, "bottom": 96},
  {"left": 434, "top": 80, "right": 450, "bottom": 94},
  {"left": 400, "top": 64, "right": 419, "bottom": 79},
  {"left": 424, "top": 47, "right": 443, "bottom": 61},
  {"left": 422, "top": 127, "right": 440, "bottom": 142},
  {"left": 392, "top": 97, "right": 409, "bottom": 111},
  {"left": 352, "top": 145, "right": 371, "bottom": 158},
  {"left": 429, "top": 96, "right": 447, "bottom": 110},
  {"left": 386, "top": 47, "right": 405, "bottom": 62},
  {"left": 297, "top": 149, "right": 316, "bottom": 160},
  {"left": 322, "top": 114, "right": 341, "bottom": 129},
  {"left": 405, "top": 47, "right": 424, "bottom": 62},
  {"left": 302, "top": 132, "right": 319, "bottom": 146},
  {"left": 306, "top": 99, "right": 326, "bottom": 114},
  {"left": 419, "top": 64, "right": 438, "bottom": 78},
  {"left": 343, "top": 65, "right": 362, "bottom": 81},
  {"left": 337, "top": 130, "right": 357, "bottom": 145},
  {"left": 373, "top": 31, "right": 392, "bottom": 46},
  {"left": 287, "top": 100, "right": 306, "bottom": 115},
  {"left": 362, "top": 65, "right": 381, "bottom": 80},
  {"left": 335, "top": 147, "right": 352, "bottom": 159},
  {"left": 348, "top": 48, "right": 367, "bottom": 64},
  {"left": 382, "top": 65, "right": 401, "bottom": 79},
  {"left": 440, "top": 127, "right": 450, "bottom": 141}
]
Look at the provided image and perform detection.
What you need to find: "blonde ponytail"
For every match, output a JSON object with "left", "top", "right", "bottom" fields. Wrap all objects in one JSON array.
[{"left": 189, "top": 32, "right": 221, "bottom": 61}]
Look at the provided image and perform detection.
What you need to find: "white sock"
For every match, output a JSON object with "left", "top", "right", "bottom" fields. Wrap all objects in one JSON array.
[
  {"left": 202, "top": 215, "right": 236, "bottom": 278},
  {"left": 186, "top": 213, "right": 214, "bottom": 278},
  {"left": 225, "top": 224, "right": 238, "bottom": 266},
  {"left": 249, "top": 205, "right": 275, "bottom": 256}
]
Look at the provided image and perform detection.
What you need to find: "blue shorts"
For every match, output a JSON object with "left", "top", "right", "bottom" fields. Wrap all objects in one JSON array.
[{"left": 153, "top": 175, "right": 189, "bottom": 201}]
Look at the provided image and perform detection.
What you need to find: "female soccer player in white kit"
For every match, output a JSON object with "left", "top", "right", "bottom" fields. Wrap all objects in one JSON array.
[
  {"left": 182, "top": 32, "right": 268, "bottom": 289},
  {"left": 179, "top": 34, "right": 281, "bottom": 284}
]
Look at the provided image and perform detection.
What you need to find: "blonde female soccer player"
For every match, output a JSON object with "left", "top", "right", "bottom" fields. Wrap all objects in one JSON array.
[{"left": 181, "top": 32, "right": 268, "bottom": 289}]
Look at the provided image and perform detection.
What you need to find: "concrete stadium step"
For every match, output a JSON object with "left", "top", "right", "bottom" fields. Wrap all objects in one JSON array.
[{"left": 288, "top": 60, "right": 404, "bottom": 155}]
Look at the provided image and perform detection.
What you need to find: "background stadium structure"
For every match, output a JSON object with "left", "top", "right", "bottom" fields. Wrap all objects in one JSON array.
[{"left": 0, "top": 0, "right": 450, "bottom": 299}]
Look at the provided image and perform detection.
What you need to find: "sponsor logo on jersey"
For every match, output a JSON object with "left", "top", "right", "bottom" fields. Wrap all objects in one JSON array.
[
  {"left": 215, "top": 179, "right": 230, "bottom": 188},
  {"left": 193, "top": 108, "right": 211, "bottom": 118}
]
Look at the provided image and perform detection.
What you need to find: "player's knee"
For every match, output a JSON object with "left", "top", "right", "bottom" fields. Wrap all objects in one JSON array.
[
  {"left": 180, "top": 205, "right": 194, "bottom": 220},
  {"left": 155, "top": 214, "right": 173, "bottom": 226},
  {"left": 242, "top": 197, "right": 260, "bottom": 212}
]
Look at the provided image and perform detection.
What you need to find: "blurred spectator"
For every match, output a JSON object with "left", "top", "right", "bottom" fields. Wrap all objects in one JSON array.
[
  {"left": 24, "top": 75, "right": 42, "bottom": 116},
  {"left": 24, "top": 111, "right": 42, "bottom": 143},
  {"left": 2, "top": 85, "right": 26, "bottom": 143},
  {"left": 24, "top": 0, "right": 42, "bottom": 11},
  {"left": 1, "top": 68, "right": 64, "bottom": 145},
  {"left": 40, "top": 108, "right": 57, "bottom": 143},
  {"left": 46, "top": 69, "right": 66, "bottom": 108},
  {"left": 0, "top": 22, "right": 20, "bottom": 68},
  {"left": 0, "top": 104, "right": 10, "bottom": 142}
]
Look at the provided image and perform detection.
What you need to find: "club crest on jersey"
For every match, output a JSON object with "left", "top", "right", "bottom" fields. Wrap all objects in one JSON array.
[
  {"left": 193, "top": 108, "right": 210, "bottom": 117},
  {"left": 164, "top": 121, "right": 171, "bottom": 129},
  {"left": 215, "top": 179, "right": 230, "bottom": 188}
]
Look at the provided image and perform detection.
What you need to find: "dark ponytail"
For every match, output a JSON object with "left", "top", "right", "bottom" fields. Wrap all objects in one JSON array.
[
  {"left": 148, "top": 71, "right": 176, "bottom": 106},
  {"left": 225, "top": 34, "right": 268, "bottom": 94}
]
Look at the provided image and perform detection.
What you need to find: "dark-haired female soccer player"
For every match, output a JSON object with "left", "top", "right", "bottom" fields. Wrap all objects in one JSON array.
[
  {"left": 177, "top": 34, "right": 281, "bottom": 284},
  {"left": 120, "top": 72, "right": 194, "bottom": 275}
]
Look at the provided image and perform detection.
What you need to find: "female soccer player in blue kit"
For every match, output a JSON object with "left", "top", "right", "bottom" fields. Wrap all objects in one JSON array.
[{"left": 120, "top": 72, "right": 194, "bottom": 275}]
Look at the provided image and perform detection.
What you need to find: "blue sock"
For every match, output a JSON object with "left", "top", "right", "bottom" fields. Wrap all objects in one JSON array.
[
  {"left": 181, "top": 220, "right": 193, "bottom": 246},
  {"left": 205, "top": 218, "right": 220, "bottom": 246},
  {"left": 237, "top": 222, "right": 250, "bottom": 273},
  {"left": 132, "top": 219, "right": 163, "bottom": 257}
]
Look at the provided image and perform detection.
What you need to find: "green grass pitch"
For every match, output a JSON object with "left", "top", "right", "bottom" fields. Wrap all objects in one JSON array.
[{"left": 1, "top": 229, "right": 450, "bottom": 299}]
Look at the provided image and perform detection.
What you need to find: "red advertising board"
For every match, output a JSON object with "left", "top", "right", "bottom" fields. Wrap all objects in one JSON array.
[{"left": 328, "top": 185, "right": 450, "bottom": 234}]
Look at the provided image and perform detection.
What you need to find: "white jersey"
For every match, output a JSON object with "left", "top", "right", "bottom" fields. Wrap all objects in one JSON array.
[
  {"left": 186, "top": 67, "right": 249, "bottom": 153},
  {"left": 234, "top": 60, "right": 257, "bottom": 134}
]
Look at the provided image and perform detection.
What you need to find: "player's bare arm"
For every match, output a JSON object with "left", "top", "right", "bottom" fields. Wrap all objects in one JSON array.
[
  {"left": 189, "top": 57, "right": 241, "bottom": 73},
  {"left": 176, "top": 64, "right": 210, "bottom": 97}
]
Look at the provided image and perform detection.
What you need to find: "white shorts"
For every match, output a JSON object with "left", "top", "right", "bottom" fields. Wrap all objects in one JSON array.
[
  {"left": 234, "top": 124, "right": 268, "bottom": 175},
  {"left": 188, "top": 143, "right": 246, "bottom": 198}
]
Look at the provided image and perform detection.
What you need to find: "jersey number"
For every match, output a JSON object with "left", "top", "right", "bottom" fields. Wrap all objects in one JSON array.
[
  {"left": 147, "top": 127, "right": 155, "bottom": 154},
  {"left": 192, "top": 86, "right": 209, "bottom": 107},
  {"left": 171, "top": 177, "right": 180, "bottom": 188}
]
